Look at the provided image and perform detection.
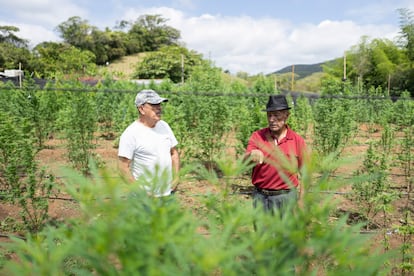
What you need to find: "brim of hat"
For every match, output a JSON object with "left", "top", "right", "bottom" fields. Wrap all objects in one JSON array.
[
  {"left": 147, "top": 98, "right": 168, "bottom": 104},
  {"left": 262, "top": 107, "right": 291, "bottom": 112}
]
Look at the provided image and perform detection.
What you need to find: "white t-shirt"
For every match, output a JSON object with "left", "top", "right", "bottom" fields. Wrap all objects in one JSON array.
[{"left": 118, "top": 120, "right": 178, "bottom": 197}]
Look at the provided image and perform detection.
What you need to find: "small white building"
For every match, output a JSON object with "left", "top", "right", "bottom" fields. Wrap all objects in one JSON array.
[
  {"left": 130, "top": 79, "right": 164, "bottom": 85},
  {"left": 0, "top": 69, "right": 24, "bottom": 78}
]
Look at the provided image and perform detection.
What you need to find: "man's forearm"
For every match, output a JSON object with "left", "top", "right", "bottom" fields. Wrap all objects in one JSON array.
[
  {"left": 171, "top": 147, "right": 180, "bottom": 190},
  {"left": 118, "top": 157, "right": 135, "bottom": 183}
]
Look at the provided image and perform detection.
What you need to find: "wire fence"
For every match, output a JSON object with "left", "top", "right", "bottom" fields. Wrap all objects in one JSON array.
[{"left": 1, "top": 85, "right": 414, "bottom": 101}]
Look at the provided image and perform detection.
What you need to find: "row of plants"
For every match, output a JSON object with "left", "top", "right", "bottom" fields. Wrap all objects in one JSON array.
[
  {"left": 0, "top": 73, "right": 413, "bottom": 274},
  {"left": 1, "top": 155, "right": 399, "bottom": 275}
]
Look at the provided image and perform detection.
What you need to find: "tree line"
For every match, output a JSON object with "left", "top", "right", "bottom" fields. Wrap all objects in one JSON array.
[
  {"left": 0, "top": 14, "right": 189, "bottom": 80},
  {"left": 1, "top": 9, "right": 414, "bottom": 96}
]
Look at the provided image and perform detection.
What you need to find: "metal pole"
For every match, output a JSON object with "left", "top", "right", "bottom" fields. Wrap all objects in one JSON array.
[
  {"left": 181, "top": 54, "right": 184, "bottom": 84},
  {"left": 343, "top": 53, "right": 347, "bottom": 81},
  {"left": 19, "top": 62, "right": 22, "bottom": 88}
]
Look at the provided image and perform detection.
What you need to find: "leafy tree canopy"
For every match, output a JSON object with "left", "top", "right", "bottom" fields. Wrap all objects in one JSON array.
[
  {"left": 323, "top": 35, "right": 412, "bottom": 96},
  {"left": 134, "top": 45, "right": 203, "bottom": 83},
  {"left": 398, "top": 8, "right": 414, "bottom": 63},
  {"left": 31, "top": 42, "right": 96, "bottom": 78},
  {"left": 55, "top": 15, "right": 181, "bottom": 65},
  {"left": 0, "top": 25, "right": 28, "bottom": 48},
  {"left": 0, "top": 26, "right": 30, "bottom": 70}
]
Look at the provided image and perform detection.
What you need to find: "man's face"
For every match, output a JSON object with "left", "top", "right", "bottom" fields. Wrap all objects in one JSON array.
[
  {"left": 140, "top": 103, "right": 162, "bottom": 122},
  {"left": 267, "top": 109, "right": 289, "bottom": 133}
]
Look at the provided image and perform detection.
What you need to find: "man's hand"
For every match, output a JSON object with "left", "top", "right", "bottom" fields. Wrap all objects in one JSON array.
[
  {"left": 118, "top": 157, "right": 135, "bottom": 183},
  {"left": 171, "top": 176, "right": 180, "bottom": 193},
  {"left": 250, "top": 149, "right": 264, "bottom": 164}
]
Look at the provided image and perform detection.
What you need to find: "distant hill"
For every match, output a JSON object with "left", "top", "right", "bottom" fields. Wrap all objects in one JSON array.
[
  {"left": 273, "top": 59, "right": 336, "bottom": 79},
  {"left": 273, "top": 63, "right": 323, "bottom": 79}
]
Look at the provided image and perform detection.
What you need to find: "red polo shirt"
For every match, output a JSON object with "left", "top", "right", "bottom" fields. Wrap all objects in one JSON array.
[{"left": 246, "top": 126, "right": 306, "bottom": 190}]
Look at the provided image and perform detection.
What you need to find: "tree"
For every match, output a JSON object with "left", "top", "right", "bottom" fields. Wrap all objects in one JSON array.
[
  {"left": 348, "top": 36, "right": 372, "bottom": 83},
  {"left": 89, "top": 28, "right": 127, "bottom": 64},
  {"left": 0, "top": 26, "right": 31, "bottom": 71},
  {"left": 0, "top": 26, "right": 28, "bottom": 48},
  {"left": 128, "top": 15, "right": 181, "bottom": 52},
  {"left": 134, "top": 45, "right": 203, "bottom": 83},
  {"left": 397, "top": 8, "right": 414, "bottom": 95},
  {"left": 324, "top": 36, "right": 409, "bottom": 96},
  {"left": 55, "top": 15, "right": 180, "bottom": 65},
  {"left": 398, "top": 8, "right": 414, "bottom": 64},
  {"left": 368, "top": 38, "right": 407, "bottom": 91},
  {"left": 56, "top": 16, "right": 94, "bottom": 50},
  {"left": 0, "top": 43, "right": 32, "bottom": 71},
  {"left": 31, "top": 42, "right": 96, "bottom": 77}
]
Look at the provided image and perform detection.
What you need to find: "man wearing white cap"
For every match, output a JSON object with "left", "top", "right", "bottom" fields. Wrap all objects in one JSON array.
[{"left": 118, "top": 89, "right": 180, "bottom": 197}]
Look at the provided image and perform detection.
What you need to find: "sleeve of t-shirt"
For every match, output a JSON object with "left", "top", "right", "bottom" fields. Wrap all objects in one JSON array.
[
  {"left": 118, "top": 128, "right": 135, "bottom": 160},
  {"left": 162, "top": 121, "right": 178, "bottom": 148}
]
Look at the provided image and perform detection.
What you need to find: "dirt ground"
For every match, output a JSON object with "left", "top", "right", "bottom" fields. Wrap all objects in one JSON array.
[{"left": 0, "top": 124, "right": 412, "bottom": 271}]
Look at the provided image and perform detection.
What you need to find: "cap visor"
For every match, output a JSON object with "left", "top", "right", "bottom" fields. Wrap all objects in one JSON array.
[{"left": 148, "top": 98, "right": 168, "bottom": 104}]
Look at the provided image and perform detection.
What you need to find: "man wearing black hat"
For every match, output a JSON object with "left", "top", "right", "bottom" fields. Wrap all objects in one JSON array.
[{"left": 245, "top": 94, "right": 307, "bottom": 215}]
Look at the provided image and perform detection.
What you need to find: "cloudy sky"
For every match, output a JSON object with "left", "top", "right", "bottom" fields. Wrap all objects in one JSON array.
[{"left": 1, "top": 0, "right": 413, "bottom": 75}]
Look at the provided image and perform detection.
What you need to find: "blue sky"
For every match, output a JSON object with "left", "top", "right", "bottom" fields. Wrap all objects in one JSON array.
[{"left": 1, "top": 0, "right": 413, "bottom": 75}]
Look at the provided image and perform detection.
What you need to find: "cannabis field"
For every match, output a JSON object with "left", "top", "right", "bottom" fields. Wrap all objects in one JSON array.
[{"left": 0, "top": 77, "right": 413, "bottom": 275}]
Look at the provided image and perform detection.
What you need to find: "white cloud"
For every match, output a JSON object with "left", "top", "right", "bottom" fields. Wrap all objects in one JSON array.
[
  {"left": 134, "top": 8, "right": 400, "bottom": 74},
  {"left": 0, "top": 0, "right": 87, "bottom": 26},
  {"left": 0, "top": 0, "right": 86, "bottom": 47},
  {"left": 1, "top": 3, "right": 403, "bottom": 75},
  {"left": 286, "top": 20, "right": 398, "bottom": 61},
  {"left": 0, "top": 21, "right": 61, "bottom": 47},
  {"left": 121, "top": 6, "right": 400, "bottom": 74}
]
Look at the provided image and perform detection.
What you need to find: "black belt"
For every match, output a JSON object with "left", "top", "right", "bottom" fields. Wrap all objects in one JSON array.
[{"left": 255, "top": 187, "right": 291, "bottom": 196}]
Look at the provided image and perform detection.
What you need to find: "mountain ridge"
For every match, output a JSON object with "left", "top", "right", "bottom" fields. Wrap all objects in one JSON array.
[{"left": 273, "top": 59, "right": 336, "bottom": 79}]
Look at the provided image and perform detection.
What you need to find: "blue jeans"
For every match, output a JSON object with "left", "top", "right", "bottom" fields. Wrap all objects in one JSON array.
[{"left": 253, "top": 189, "right": 297, "bottom": 216}]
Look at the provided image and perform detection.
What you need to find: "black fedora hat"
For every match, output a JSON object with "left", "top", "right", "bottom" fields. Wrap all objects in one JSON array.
[{"left": 263, "top": 95, "right": 291, "bottom": 112}]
